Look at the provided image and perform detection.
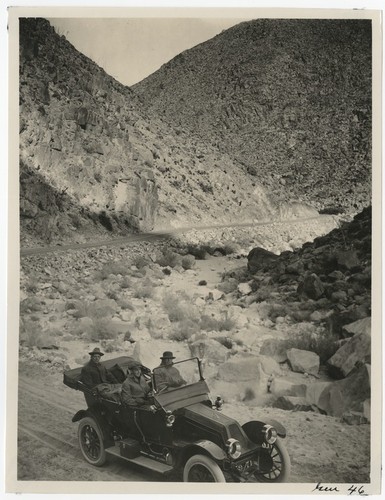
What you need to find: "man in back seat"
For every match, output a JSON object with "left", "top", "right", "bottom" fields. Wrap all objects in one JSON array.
[{"left": 80, "top": 347, "right": 119, "bottom": 388}]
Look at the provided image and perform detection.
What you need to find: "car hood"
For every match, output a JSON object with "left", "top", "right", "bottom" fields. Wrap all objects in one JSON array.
[{"left": 180, "top": 402, "right": 255, "bottom": 450}]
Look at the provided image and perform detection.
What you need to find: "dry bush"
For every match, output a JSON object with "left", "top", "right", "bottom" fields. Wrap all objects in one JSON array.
[
  {"left": 89, "top": 318, "right": 119, "bottom": 341},
  {"left": 169, "top": 319, "right": 200, "bottom": 341},
  {"left": 133, "top": 278, "right": 156, "bottom": 299},
  {"left": 162, "top": 292, "right": 199, "bottom": 323},
  {"left": 200, "top": 313, "right": 236, "bottom": 332},
  {"left": 19, "top": 321, "right": 43, "bottom": 347},
  {"left": 181, "top": 255, "right": 196, "bottom": 270},
  {"left": 156, "top": 249, "right": 183, "bottom": 268},
  {"left": 96, "top": 260, "right": 130, "bottom": 280},
  {"left": 217, "top": 279, "right": 238, "bottom": 294},
  {"left": 286, "top": 327, "right": 339, "bottom": 364},
  {"left": 120, "top": 276, "right": 131, "bottom": 289},
  {"left": 132, "top": 255, "right": 151, "bottom": 269}
]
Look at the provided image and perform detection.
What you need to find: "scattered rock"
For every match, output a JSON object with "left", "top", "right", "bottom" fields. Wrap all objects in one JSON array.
[
  {"left": 342, "top": 317, "right": 371, "bottom": 338},
  {"left": 273, "top": 396, "right": 316, "bottom": 412},
  {"left": 297, "top": 273, "right": 324, "bottom": 300},
  {"left": 327, "top": 332, "right": 371, "bottom": 379},
  {"left": 287, "top": 348, "right": 320, "bottom": 376}
]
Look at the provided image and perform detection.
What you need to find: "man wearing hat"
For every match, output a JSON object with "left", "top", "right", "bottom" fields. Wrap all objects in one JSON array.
[
  {"left": 154, "top": 351, "right": 186, "bottom": 391},
  {"left": 121, "top": 360, "right": 152, "bottom": 407},
  {"left": 80, "top": 347, "right": 119, "bottom": 389}
]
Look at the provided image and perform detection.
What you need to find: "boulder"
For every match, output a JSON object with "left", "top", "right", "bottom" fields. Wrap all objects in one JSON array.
[
  {"left": 238, "top": 283, "right": 252, "bottom": 295},
  {"left": 272, "top": 396, "right": 315, "bottom": 412},
  {"left": 259, "top": 338, "right": 291, "bottom": 363},
  {"left": 326, "top": 332, "right": 371, "bottom": 378},
  {"left": 189, "top": 338, "right": 229, "bottom": 363},
  {"left": 287, "top": 348, "right": 320, "bottom": 376},
  {"left": 342, "top": 411, "right": 369, "bottom": 425},
  {"left": 297, "top": 273, "right": 324, "bottom": 300},
  {"left": 247, "top": 247, "right": 278, "bottom": 273},
  {"left": 270, "top": 378, "right": 307, "bottom": 397},
  {"left": 217, "top": 356, "right": 262, "bottom": 382},
  {"left": 307, "top": 364, "right": 370, "bottom": 417},
  {"left": 336, "top": 250, "right": 361, "bottom": 271},
  {"left": 342, "top": 317, "right": 371, "bottom": 338}
]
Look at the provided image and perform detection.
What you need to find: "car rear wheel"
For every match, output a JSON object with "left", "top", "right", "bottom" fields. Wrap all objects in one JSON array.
[
  {"left": 183, "top": 454, "right": 226, "bottom": 482},
  {"left": 78, "top": 416, "right": 107, "bottom": 466},
  {"left": 255, "top": 438, "right": 291, "bottom": 482}
]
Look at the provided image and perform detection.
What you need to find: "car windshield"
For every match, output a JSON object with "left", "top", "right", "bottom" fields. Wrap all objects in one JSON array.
[{"left": 153, "top": 358, "right": 202, "bottom": 392}]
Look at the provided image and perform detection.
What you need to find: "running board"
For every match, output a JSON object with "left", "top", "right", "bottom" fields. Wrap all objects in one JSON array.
[{"left": 106, "top": 444, "right": 173, "bottom": 474}]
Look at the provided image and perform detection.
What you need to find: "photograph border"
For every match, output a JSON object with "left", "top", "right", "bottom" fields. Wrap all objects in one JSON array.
[{"left": 5, "top": 4, "right": 383, "bottom": 496}]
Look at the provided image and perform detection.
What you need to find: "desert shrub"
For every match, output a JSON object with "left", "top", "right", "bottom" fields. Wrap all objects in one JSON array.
[
  {"left": 89, "top": 318, "right": 118, "bottom": 341},
  {"left": 186, "top": 245, "right": 208, "bottom": 260},
  {"left": 162, "top": 292, "right": 198, "bottom": 323},
  {"left": 198, "top": 280, "right": 207, "bottom": 286},
  {"left": 217, "top": 279, "right": 238, "bottom": 294},
  {"left": 25, "top": 274, "right": 40, "bottom": 293},
  {"left": 97, "top": 260, "right": 130, "bottom": 280},
  {"left": 286, "top": 327, "right": 339, "bottom": 364},
  {"left": 133, "top": 278, "right": 155, "bottom": 299},
  {"left": 132, "top": 255, "right": 151, "bottom": 269},
  {"left": 20, "top": 297, "right": 43, "bottom": 313},
  {"left": 222, "top": 242, "right": 239, "bottom": 255},
  {"left": 200, "top": 314, "right": 236, "bottom": 332},
  {"left": 181, "top": 255, "right": 195, "bottom": 270},
  {"left": 106, "top": 288, "right": 119, "bottom": 301},
  {"left": 169, "top": 319, "right": 200, "bottom": 341},
  {"left": 120, "top": 276, "right": 131, "bottom": 289},
  {"left": 19, "top": 321, "right": 43, "bottom": 347},
  {"left": 156, "top": 249, "right": 182, "bottom": 268},
  {"left": 214, "top": 336, "right": 233, "bottom": 349}
]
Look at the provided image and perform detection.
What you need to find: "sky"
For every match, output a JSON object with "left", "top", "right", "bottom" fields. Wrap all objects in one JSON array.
[{"left": 47, "top": 18, "right": 246, "bottom": 86}]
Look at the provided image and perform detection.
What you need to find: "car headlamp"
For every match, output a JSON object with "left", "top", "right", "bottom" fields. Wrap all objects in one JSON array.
[
  {"left": 165, "top": 411, "right": 175, "bottom": 427},
  {"left": 214, "top": 396, "right": 223, "bottom": 410},
  {"left": 263, "top": 424, "right": 278, "bottom": 444},
  {"left": 226, "top": 438, "right": 242, "bottom": 459}
]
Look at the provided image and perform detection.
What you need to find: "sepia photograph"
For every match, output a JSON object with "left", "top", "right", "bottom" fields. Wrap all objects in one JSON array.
[{"left": 6, "top": 4, "right": 382, "bottom": 496}]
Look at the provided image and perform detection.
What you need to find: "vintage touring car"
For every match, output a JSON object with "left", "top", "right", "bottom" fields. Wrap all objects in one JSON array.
[{"left": 63, "top": 356, "right": 291, "bottom": 482}]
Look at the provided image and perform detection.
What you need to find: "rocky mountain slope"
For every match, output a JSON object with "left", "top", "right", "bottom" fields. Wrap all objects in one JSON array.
[
  {"left": 134, "top": 19, "right": 372, "bottom": 213},
  {"left": 20, "top": 18, "right": 288, "bottom": 246}
]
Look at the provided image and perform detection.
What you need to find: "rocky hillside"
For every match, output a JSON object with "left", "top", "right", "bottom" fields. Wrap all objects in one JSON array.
[
  {"left": 134, "top": 19, "right": 372, "bottom": 213},
  {"left": 20, "top": 18, "right": 290, "bottom": 246}
]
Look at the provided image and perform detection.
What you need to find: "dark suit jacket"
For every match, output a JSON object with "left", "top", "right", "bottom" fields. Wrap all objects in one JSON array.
[{"left": 80, "top": 360, "right": 118, "bottom": 388}]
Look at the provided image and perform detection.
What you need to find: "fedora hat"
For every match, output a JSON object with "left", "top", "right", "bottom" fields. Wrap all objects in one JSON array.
[
  {"left": 161, "top": 351, "right": 175, "bottom": 360},
  {"left": 89, "top": 347, "right": 104, "bottom": 356}
]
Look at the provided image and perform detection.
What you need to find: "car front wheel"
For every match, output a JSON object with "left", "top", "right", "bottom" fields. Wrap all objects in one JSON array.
[
  {"left": 183, "top": 454, "right": 226, "bottom": 482},
  {"left": 78, "top": 416, "right": 107, "bottom": 467},
  {"left": 254, "top": 437, "right": 291, "bottom": 482}
]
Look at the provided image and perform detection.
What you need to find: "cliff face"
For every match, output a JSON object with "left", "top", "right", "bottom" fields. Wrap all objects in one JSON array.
[
  {"left": 20, "top": 18, "right": 287, "bottom": 245},
  {"left": 134, "top": 19, "right": 372, "bottom": 213}
]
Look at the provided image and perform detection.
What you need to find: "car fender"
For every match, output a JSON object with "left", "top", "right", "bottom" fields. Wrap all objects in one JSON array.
[
  {"left": 72, "top": 409, "right": 89, "bottom": 423},
  {"left": 184, "top": 440, "right": 227, "bottom": 462},
  {"left": 72, "top": 407, "right": 104, "bottom": 424},
  {"left": 242, "top": 420, "right": 286, "bottom": 445}
]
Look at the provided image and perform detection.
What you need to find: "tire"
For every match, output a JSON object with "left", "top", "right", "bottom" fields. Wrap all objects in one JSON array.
[
  {"left": 254, "top": 438, "right": 291, "bottom": 482},
  {"left": 183, "top": 454, "right": 226, "bottom": 483},
  {"left": 78, "top": 416, "right": 107, "bottom": 466}
]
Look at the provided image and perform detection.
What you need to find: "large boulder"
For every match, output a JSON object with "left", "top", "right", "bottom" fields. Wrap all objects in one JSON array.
[
  {"left": 259, "top": 338, "right": 291, "bottom": 363},
  {"left": 272, "top": 396, "right": 315, "bottom": 412},
  {"left": 297, "top": 273, "right": 325, "bottom": 300},
  {"left": 306, "top": 364, "right": 370, "bottom": 417},
  {"left": 342, "top": 317, "right": 371, "bottom": 338},
  {"left": 326, "top": 332, "right": 371, "bottom": 379},
  {"left": 336, "top": 250, "right": 361, "bottom": 271},
  {"left": 189, "top": 338, "right": 230, "bottom": 363},
  {"left": 287, "top": 348, "right": 320, "bottom": 376},
  {"left": 247, "top": 247, "right": 278, "bottom": 273},
  {"left": 217, "top": 356, "right": 280, "bottom": 392},
  {"left": 269, "top": 378, "right": 307, "bottom": 397}
]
